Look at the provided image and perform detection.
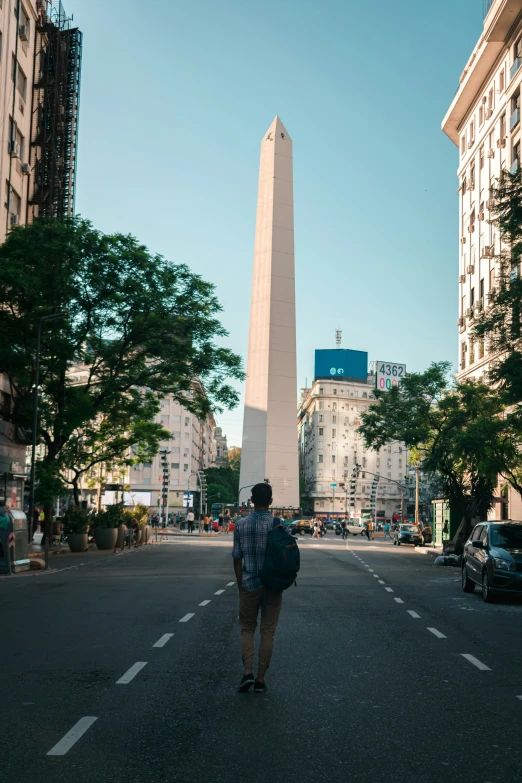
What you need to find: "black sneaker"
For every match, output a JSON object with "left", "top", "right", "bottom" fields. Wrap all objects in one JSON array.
[
  {"left": 254, "top": 680, "right": 267, "bottom": 693},
  {"left": 238, "top": 673, "right": 255, "bottom": 693}
]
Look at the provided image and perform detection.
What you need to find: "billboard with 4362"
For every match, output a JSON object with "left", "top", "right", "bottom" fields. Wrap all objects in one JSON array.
[{"left": 375, "top": 361, "right": 406, "bottom": 391}]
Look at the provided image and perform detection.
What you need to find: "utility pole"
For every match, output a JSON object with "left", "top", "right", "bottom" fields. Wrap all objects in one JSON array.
[{"left": 415, "top": 465, "right": 420, "bottom": 526}]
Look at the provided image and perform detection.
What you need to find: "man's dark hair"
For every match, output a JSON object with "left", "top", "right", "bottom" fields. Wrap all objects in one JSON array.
[{"left": 251, "top": 482, "right": 273, "bottom": 507}]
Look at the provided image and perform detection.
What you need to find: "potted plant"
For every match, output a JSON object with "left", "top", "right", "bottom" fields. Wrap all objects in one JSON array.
[
  {"left": 62, "top": 506, "right": 90, "bottom": 553},
  {"left": 92, "top": 503, "right": 124, "bottom": 550}
]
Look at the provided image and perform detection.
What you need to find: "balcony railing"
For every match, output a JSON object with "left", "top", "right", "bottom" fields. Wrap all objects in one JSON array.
[
  {"left": 510, "top": 108, "right": 520, "bottom": 131},
  {"left": 510, "top": 57, "right": 521, "bottom": 82}
]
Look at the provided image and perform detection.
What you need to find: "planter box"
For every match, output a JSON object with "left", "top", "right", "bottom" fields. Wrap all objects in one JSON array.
[
  {"left": 94, "top": 527, "right": 118, "bottom": 551},
  {"left": 67, "top": 533, "right": 88, "bottom": 553}
]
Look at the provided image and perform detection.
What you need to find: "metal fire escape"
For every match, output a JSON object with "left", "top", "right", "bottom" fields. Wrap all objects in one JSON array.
[{"left": 29, "top": 0, "right": 82, "bottom": 221}]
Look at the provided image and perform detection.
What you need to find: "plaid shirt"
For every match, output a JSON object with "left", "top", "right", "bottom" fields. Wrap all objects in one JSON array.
[{"left": 232, "top": 511, "right": 278, "bottom": 591}]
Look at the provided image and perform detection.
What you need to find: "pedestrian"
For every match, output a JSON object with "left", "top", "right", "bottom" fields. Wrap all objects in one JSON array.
[
  {"left": 199, "top": 514, "right": 204, "bottom": 534},
  {"left": 233, "top": 482, "right": 285, "bottom": 693},
  {"left": 312, "top": 518, "right": 320, "bottom": 538},
  {"left": 223, "top": 510, "right": 230, "bottom": 534},
  {"left": 383, "top": 521, "right": 391, "bottom": 541},
  {"left": 204, "top": 514, "right": 210, "bottom": 534},
  {"left": 187, "top": 509, "right": 195, "bottom": 534},
  {"left": 341, "top": 519, "right": 348, "bottom": 540},
  {"left": 218, "top": 513, "right": 224, "bottom": 534}
]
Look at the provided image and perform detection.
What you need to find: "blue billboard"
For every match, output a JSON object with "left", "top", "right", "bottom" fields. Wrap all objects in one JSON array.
[{"left": 314, "top": 349, "right": 368, "bottom": 382}]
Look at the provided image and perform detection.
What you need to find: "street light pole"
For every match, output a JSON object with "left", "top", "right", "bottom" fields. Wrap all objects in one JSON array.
[{"left": 415, "top": 465, "right": 420, "bottom": 526}]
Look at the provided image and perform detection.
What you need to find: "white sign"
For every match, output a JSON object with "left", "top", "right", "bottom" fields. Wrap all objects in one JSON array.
[
  {"left": 376, "top": 361, "right": 406, "bottom": 391},
  {"left": 183, "top": 492, "right": 194, "bottom": 508},
  {"left": 101, "top": 491, "right": 152, "bottom": 507}
]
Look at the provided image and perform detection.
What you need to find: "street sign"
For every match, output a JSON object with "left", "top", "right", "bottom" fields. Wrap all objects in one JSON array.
[{"left": 330, "top": 483, "right": 337, "bottom": 487}]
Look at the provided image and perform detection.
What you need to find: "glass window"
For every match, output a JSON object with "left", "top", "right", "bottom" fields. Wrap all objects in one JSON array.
[
  {"left": 184, "top": 417, "right": 189, "bottom": 426},
  {"left": 183, "top": 464, "right": 188, "bottom": 472},
  {"left": 171, "top": 463, "right": 179, "bottom": 469},
  {"left": 490, "top": 524, "right": 522, "bottom": 548},
  {"left": 142, "top": 478, "right": 151, "bottom": 485},
  {"left": 471, "top": 524, "right": 484, "bottom": 541},
  {"left": 318, "top": 454, "right": 323, "bottom": 463},
  {"left": 161, "top": 415, "right": 169, "bottom": 426},
  {"left": 319, "top": 428, "right": 324, "bottom": 435}
]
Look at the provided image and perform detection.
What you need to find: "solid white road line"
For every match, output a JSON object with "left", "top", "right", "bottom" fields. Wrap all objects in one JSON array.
[
  {"left": 385, "top": 587, "right": 394, "bottom": 593},
  {"left": 407, "top": 610, "right": 421, "bottom": 619},
  {"left": 179, "top": 613, "right": 195, "bottom": 623},
  {"left": 226, "top": 582, "right": 235, "bottom": 587},
  {"left": 116, "top": 662, "right": 148, "bottom": 684},
  {"left": 427, "top": 627, "right": 447, "bottom": 639},
  {"left": 461, "top": 654, "right": 491, "bottom": 671},
  {"left": 378, "top": 580, "right": 385, "bottom": 584},
  {"left": 394, "top": 598, "right": 404, "bottom": 604},
  {"left": 199, "top": 600, "right": 211, "bottom": 607},
  {"left": 47, "top": 717, "right": 98, "bottom": 756},
  {"left": 214, "top": 590, "right": 225, "bottom": 595},
  {"left": 153, "top": 634, "right": 173, "bottom": 648}
]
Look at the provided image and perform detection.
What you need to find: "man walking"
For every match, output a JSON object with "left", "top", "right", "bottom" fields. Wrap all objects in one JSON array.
[
  {"left": 186, "top": 509, "right": 195, "bottom": 534},
  {"left": 232, "top": 483, "right": 283, "bottom": 694}
]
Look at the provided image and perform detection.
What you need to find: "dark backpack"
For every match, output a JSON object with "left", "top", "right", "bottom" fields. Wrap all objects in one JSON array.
[{"left": 259, "top": 520, "right": 300, "bottom": 591}]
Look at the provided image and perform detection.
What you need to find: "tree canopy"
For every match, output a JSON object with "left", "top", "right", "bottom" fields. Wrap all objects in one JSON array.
[{"left": 0, "top": 218, "right": 244, "bottom": 509}]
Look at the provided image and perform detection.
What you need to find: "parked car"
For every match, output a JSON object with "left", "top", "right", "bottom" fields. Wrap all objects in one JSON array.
[
  {"left": 462, "top": 521, "right": 522, "bottom": 602},
  {"left": 293, "top": 520, "right": 314, "bottom": 535},
  {"left": 393, "top": 524, "right": 423, "bottom": 547}
]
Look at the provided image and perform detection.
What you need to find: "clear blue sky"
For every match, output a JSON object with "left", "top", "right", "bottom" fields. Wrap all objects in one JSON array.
[{"left": 65, "top": 0, "right": 483, "bottom": 446}]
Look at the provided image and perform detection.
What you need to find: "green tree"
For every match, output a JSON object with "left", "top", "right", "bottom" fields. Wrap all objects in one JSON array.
[
  {"left": 359, "top": 362, "right": 517, "bottom": 539},
  {"left": 0, "top": 218, "right": 244, "bottom": 526}
]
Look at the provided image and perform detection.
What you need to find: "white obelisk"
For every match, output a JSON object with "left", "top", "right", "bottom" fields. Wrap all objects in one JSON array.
[{"left": 239, "top": 117, "right": 299, "bottom": 509}]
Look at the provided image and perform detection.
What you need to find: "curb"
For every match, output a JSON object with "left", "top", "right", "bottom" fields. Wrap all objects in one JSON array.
[
  {"left": 414, "top": 546, "right": 443, "bottom": 558},
  {"left": 29, "top": 548, "right": 71, "bottom": 558}
]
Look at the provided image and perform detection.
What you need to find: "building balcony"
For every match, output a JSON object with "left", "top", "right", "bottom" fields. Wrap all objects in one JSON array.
[
  {"left": 510, "top": 108, "right": 520, "bottom": 131},
  {"left": 510, "top": 58, "right": 521, "bottom": 83},
  {"left": 510, "top": 159, "right": 519, "bottom": 174}
]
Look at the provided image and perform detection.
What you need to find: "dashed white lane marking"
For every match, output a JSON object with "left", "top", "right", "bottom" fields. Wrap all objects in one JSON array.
[
  {"left": 461, "top": 654, "right": 491, "bottom": 671},
  {"left": 373, "top": 575, "right": 379, "bottom": 578},
  {"left": 47, "top": 717, "right": 98, "bottom": 756},
  {"left": 226, "top": 582, "right": 235, "bottom": 587},
  {"left": 407, "top": 610, "right": 421, "bottom": 619},
  {"left": 368, "top": 569, "right": 374, "bottom": 572},
  {"left": 214, "top": 590, "right": 225, "bottom": 595},
  {"left": 179, "top": 613, "right": 195, "bottom": 623},
  {"left": 517, "top": 695, "right": 522, "bottom": 701},
  {"left": 116, "top": 662, "right": 148, "bottom": 685},
  {"left": 199, "top": 600, "right": 211, "bottom": 606},
  {"left": 385, "top": 587, "right": 394, "bottom": 593},
  {"left": 153, "top": 634, "right": 173, "bottom": 648},
  {"left": 427, "top": 627, "right": 447, "bottom": 639},
  {"left": 394, "top": 598, "right": 404, "bottom": 604},
  {"left": 378, "top": 580, "right": 385, "bottom": 584}
]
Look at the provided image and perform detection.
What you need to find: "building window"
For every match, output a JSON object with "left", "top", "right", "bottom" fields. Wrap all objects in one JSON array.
[
  {"left": 461, "top": 341, "right": 466, "bottom": 370},
  {"left": 11, "top": 57, "right": 27, "bottom": 101},
  {"left": 319, "top": 401, "right": 324, "bottom": 410},
  {"left": 470, "top": 287, "right": 475, "bottom": 307},
  {"left": 171, "top": 463, "right": 179, "bottom": 469},
  {"left": 172, "top": 415, "right": 181, "bottom": 422},
  {"left": 488, "top": 87, "right": 494, "bottom": 112},
  {"left": 332, "top": 429, "right": 336, "bottom": 438},
  {"left": 319, "top": 387, "right": 324, "bottom": 394},
  {"left": 319, "top": 428, "right": 324, "bottom": 436},
  {"left": 499, "top": 67, "right": 505, "bottom": 92},
  {"left": 161, "top": 415, "right": 169, "bottom": 426},
  {"left": 489, "top": 267, "right": 495, "bottom": 292},
  {"left": 142, "top": 478, "right": 151, "bottom": 485},
  {"left": 480, "top": 145, "right": 485, "bottom": 168},
  {"left": 469, "top": 119, "right": 475, "bottom": 145},
  {"left": 500, "top": 113, "right": 506, "bottom": 139},
  {"left": 183, "top": 464, "right": 188, "bottom": 472},
  {"left": 332, "top": 415, "right": 336, "bottom": 424},
  {"left": 479, "top": 104, "right": 484, "bottom": 126},
  {"left": 332, "top": 403, "right": 337, "bottom": 411},
  {"left": 184, "top": 417, "right": 189, "bottom": 426},
  {"left": 333, "top": 388, "right": 337, "bottom": 395},
  {"left": 479, "top": 277, "right": 484, "bottom": 300},
  {"left": 318, "top": 454, "right": 323, "bottom": 463},
  {"left": 319, "top": 414, "right": 324, "bottom": 422},
  {"left": 332, "top": 455, "right": 336, "bottom": 463},
  {"left": 461, "top": 134, "right": 466, "bottom": 155}
]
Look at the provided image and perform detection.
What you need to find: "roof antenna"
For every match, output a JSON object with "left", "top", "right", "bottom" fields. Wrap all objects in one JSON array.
[{"left": 335, "top": 329, "right": 342, "bottom": 347}]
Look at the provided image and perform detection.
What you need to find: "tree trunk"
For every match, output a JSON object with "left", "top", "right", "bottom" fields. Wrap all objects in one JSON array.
[
  {"left": 72, "top": 477, "right": 80, "bottom": 507},
  {"left": 41, "top": 504, "right": 53, "bottom": 547}
]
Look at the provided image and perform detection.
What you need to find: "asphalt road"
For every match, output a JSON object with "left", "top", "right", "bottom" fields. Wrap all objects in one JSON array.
[{"left": 2, "top": 533, "right": 522, "bottom": 783}]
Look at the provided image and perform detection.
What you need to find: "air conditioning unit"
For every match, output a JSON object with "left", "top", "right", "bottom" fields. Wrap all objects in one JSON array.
[
  {"left": 459, "top": 274, "right": 466, "bottom": 283},
  {"left": 486, "top": 198, "right": 495, "bottom": 209},
  {"left": 460, "top": 236, "right": 467, "bottom": 245},
  {"left": 457, "top": 316, "right": 465, "bottom": 327},
  {"left": 468, "top": 223, "right": 475, "bottom": 233},
  {"left": 478, "top": 211, "right": 485, "bottom": 221},
  {"left": 485, "top": 109, "right": 493, "bottom": 120},
  {"left": 466, "top": 264, "right": 475, "bottom": 274},
  {"left": 497, "top": 138, "right": 507, "bottom": 148},
  {"left": 19, "top": 25, "right": 29, "bottom": 41},
  {"left": 8, "top": 140, "right": 20, "bottom": 157},
  {"left": 487, "top": 148, "right": 495, "bottom": 158},
  {"left": 10, "top": 214, "right": 19, "bottom": 226},
  {"left": 21, "top": 163, "right": 29, "bottom": 174},
  {"left": 481, "top": 246, "right": 493, "bottom": 258}
]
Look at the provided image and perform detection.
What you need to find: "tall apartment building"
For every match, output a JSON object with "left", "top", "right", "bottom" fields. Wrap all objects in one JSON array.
[
  {"left": 0, "top": 0, "right": 82, "bottom": 509},
  {"left": 125, "top": 390, "right": 218, "bottom": 514},
  {"left": 298, "top": 378, "right": 408, "bottom": 520},
  {"left": 442, "top": 0, "right": 522, "bottom": 380}
]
